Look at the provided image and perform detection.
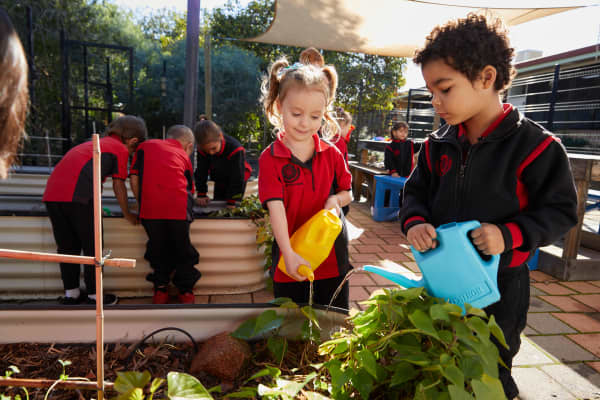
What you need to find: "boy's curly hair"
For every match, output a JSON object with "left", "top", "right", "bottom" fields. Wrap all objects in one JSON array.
[{"left": 414, "top": 13, "right": 516, "bottom": 92}]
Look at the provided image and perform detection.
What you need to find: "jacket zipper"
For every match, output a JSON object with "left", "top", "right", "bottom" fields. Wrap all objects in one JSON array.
[{"left": 457, "top": 146, "right": 473, "bottom": 219}]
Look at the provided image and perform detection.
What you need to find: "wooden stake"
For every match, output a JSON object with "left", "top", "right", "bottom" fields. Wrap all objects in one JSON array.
[
  {"left": 0, "top": 249, "right": 135, "bottom": 268},
  {"left": 0, "top": 377, "right": 114, "bottom": 391},
  {"left": 92, "top": 134, "right": 105, "bottom": 400}
]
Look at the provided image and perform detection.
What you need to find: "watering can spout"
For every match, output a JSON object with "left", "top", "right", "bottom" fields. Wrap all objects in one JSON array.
[{"left": 362, "top": 265, "right": 424, "bottom": 289}]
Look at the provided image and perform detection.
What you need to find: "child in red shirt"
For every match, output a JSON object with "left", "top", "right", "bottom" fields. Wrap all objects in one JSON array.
[
  {"left": 258, "top": 47, "right": 352, "bottom": 309},
  {"left": 130, "top": 125, "right": 200, "bottom": 304},
  {"left": 43, "top": 115, "right": 147, "bottom": 305}
]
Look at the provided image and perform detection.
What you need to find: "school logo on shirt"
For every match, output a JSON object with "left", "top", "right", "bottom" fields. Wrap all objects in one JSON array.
[
  {"left": 436, "top": 154, "right": 452, "bottom": 176},
  {"left": 282, "top": 163, "right": 301, "bottom": 184},
  {"left": 393, "top": 149, "right": 400, "bottom": 156}
]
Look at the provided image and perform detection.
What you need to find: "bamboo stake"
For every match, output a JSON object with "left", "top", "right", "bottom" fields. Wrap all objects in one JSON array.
[
  {"left": 0, "top": 377, "right": 114, "bottom": 391},
  {"left": 0, "top": 249, "right": 135, "bottom": 268},
  {"left": 92, "top": 133, "right": 105, "bottom": 400}
]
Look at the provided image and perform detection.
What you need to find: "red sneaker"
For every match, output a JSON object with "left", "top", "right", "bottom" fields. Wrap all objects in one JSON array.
[
  {"left": 153, "top": 289, "right": 170, "bottom": 304},
  {"left": 178, "top": 292, "right": 195, "bottom": 304}
]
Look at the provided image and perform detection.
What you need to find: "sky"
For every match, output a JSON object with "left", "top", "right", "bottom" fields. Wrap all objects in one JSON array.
[{"left": 111, "top": 0, "right": 600, "bottom": 89}]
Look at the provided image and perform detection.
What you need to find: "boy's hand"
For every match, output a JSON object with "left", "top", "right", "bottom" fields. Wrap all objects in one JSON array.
[
  {"left": 196, "top": 197, "right": 210, "bottom": 207},
  {"left": 470, "top": 223, "right": 505, "bottom": 255},
  {"left": 407, "top": 223, "right": 437, "bottom": 252},
  {"left": 391, "top": 172, "right": 400, "bottom": 177},
  {"left": 281, "top": 250, "right": 311, "bottom": 281}
]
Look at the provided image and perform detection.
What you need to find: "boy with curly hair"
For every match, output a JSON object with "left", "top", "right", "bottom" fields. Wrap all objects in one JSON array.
[{"left": 401, "top": 13, "right": 577, "bottom": 399}]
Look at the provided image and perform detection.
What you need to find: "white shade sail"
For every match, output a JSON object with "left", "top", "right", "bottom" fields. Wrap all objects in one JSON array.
[{"left": 246, "top": 0, "right": 595, "bottom": 57}]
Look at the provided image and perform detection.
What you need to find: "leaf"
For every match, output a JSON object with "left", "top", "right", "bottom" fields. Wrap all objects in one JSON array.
[
  {"left": 430, "top": 304, "right": 450, "bottom": 322},
  {"left": 231, "top": 317, "right": 257, "bottom": 340},
  {"left": 301, "top": 320, "right": 321, "bottom": 342},
  {"left": 442, "top": 303, "right": 464, "bottom": 315},
  {"left": 324, "top": 360, "right": 349, "bottom": 395},
  {"left": 167, "top": 372, "right": 214, "bottom": 400},
  {"left": 351, "top": 369, "right": 374, "bottom": 400},
  {"left": 442, "top": 365, "right": 464, "bottom": 387},
  {"left": 467, "top": 317, "right": 490, "bottom": 342},
  {"left": 244, "top": 366, "right": 281, "bottom": 384},
  {"left": 58, "top": 360, "right": 72, "bottom": 367},
  {"left": 223, "top": 387, "right": 258, "bottom": 398},
  {"left": 390, "top": 362, "right": 418, "bottom": 387},
  {"left": 487, "top": 315, "right": 508, "bottom": 349},
  {"left": 459, "top": 356, "right": 484, "bottom": 379},
  {"left": 114, "top": 371, "right": 152, "bottom": 394},
  {"left": 464, "top": 304, "right": 487, "bottom": 318},
  {"left": 149, "top": 377, "right": 165, "bottom": 394},
  {"left": 356, "top": 349, "right": 378, "bottom": 379},
  {"left": 301, "top": 306, "right": 321, "bottom": 329},
  {"left": 448, "top": 385, "right": 474, "bottom": 400},
  {"left": 304, "top": 391, "right": 333, "bottom": 400},
  {"left": 259, "top": 377, "right": 304, "bottom": 397},
  {"left": 270, "top": 297, "right": 294, "bottom": 306},
  {"left": 254, "top": 310, "right": 285, "bottom": 336},
  {"left": 471, "top": 374, "right": 505, "bottom": 400},
  {"left": 115, "top": 388, "right": 145, "bottom": 400},
  {"left": 409, "top": 309, "right": 439, "bottom": 339},
  {"left": 267, "top": 336, "right": 288, "bottom": 364},
  {"left": 439, "top": 330, "right": 454, "bottom": 344}
]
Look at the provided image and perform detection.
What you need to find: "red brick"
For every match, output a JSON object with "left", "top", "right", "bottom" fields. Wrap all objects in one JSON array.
[
  {"left": 382, "top": 237, "right": 404, "bottom": 245},
  {"left": 349, "top": 272, "right": 376, "bottom": 286},
  {"left": 379, "top": 252, "right": 412, "bottom": 262},
  {"left": 567, "top": 333, "right": 600, "bottom": 358},
  {"left": 349, "top": 286, "right": 370, "bottom": 302},
  {"left": 552, "top": 313, "right": 600, "bottom": 333},
  {"left": 357, "top": 236, "right": 384, "bottom": 245},
  {"left": 561, "top": 282, "right": 600, "bottom": 294},
  {"left": 532, "top": 283, "right": 576, "bottom": 295},
  {"left": 354, "top": 244, "right": 383, "bottom": 253},
  {"left": 587, "top": 362, "right": 600, "bottom": 374},
  {"left": 590, "top": 281, "right": 600, "bottom": 288},
  {"left": 349, "top": 245, "right": 359, "bottom": 254},
  {"left": 252, "top": 290, "right": 274, "bottom": 303},
  {"left": 380, "top": 244, "right": 405, "bottom": 252},
  {"left": 539, "top": 296, "right": 595, "bottom": 312},
  {"left": 529, "top": 270, "right": 558, "bottom": 283},
  {"left": 351, "top": 253, "right": 382, "bottom": 263},
  {"left": 572, "top": 294, "right": 600, "bottom": 312}
]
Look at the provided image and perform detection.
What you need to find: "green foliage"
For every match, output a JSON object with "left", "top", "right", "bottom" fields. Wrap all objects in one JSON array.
[
  {"left": 210, "top": 194, "right": 273, "bottom": 269},
  {"left": 317, "top": 287, "right": 506, "bottom": 399},
  {"left": 1, "top": 366, "right": 29, "bottom": 400},
  {"left": 112, "top": 371, "right": 213, "bottom": 400}
]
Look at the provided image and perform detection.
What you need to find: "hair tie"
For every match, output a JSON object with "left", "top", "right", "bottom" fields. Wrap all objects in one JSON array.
[{"left": 277, "top": 62, "right": 303, "bottom": 78}]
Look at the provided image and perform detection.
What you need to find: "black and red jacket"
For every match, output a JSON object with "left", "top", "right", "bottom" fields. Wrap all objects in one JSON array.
[
  {"left": 333, "top": 125, "right": 354, "bottom": 166},
  {"left": 385, "top": 139, "right": 420, "bottom": 177},
  {"left": 401, "top": 105, "right": 577, "bottom": 271},
  {"left": 195, "top": 134, "right": 252, "bottom": 205}
]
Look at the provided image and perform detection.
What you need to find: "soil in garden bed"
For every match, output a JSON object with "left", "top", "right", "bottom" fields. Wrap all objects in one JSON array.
[{"left": 0, "top": 339, "right": 323, "bottom": 399}]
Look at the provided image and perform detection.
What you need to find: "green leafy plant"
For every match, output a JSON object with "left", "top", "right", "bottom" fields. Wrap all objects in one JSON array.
[
  {"left": 112, "top": 370, "right": 215, "bottom": 400},
  {"left": 1, "top": 366, "right": 29, "bottom": 400},
  {"left": 318, "top": 287, "right": 507, "bottom": 399},
  {"left": 210, "top": 194, "right": 273, "bottom": 269}
]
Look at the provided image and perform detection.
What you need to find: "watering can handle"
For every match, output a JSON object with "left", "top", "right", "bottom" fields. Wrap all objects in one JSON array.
[{"left": 362, "top": 265, "right": 424, "bottom": 289}]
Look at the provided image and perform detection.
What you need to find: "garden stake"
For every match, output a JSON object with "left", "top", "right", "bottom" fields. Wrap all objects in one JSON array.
[{"left": 92, "top": 133, "right": 105, "bottom": 400}]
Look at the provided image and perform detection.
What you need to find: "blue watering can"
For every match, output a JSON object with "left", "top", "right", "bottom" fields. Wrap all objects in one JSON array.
[{"left": 363, "top": 221, "right": 500, "bottom": 311}]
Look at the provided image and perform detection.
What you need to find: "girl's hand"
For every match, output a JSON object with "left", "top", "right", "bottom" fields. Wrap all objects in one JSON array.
[
  {"left": 470, "top": 223, "right": 505, "bottom": 255},
  {"left": 324, "top": 194, "right": 341, "bottom": 216},
  {"left": 282, "top": 249, "right": 311, "bottom": 281},
  {"left": 407, "top": 223, "right": 437, "bottom": 252}
]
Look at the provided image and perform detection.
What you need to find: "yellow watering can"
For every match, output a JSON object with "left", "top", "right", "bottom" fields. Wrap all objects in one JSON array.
[{"left": 277, "top": 208, "right": 342, "bottom": 281}]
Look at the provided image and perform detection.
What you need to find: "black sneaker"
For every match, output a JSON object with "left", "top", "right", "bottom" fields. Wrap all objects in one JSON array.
[
  {"left": 58, "top": 291, "right": 86, "bottom": 305},
  {"left": 85, "top": 293, "right": 118, "bottom": 305}
]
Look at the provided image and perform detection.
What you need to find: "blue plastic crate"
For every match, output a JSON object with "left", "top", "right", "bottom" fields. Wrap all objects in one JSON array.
[
  {"left": 371, "top": 175, "right": 407, "bottom": 222},
  {"left": 528, "top": 248, "right": 539, "bottom": 270}
]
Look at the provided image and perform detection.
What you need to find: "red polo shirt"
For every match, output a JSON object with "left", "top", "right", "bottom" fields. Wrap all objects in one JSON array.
[
  {"left": 43, "top": 135, "right": 129, "bottom": 204},
  {"left": 130, "top": 139, "right": 195, "bottom": 221},
  {"left": 259, "top": 133, "right": 352, "bottom": 282}
]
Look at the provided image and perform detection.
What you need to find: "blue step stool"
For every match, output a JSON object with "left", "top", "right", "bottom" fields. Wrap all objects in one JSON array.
[
  {"left": 529, "top": 248, "right": 540, "bottom": 270},
  {"left": 371, "top": 175, "right": 407, "bottom": 222}
]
